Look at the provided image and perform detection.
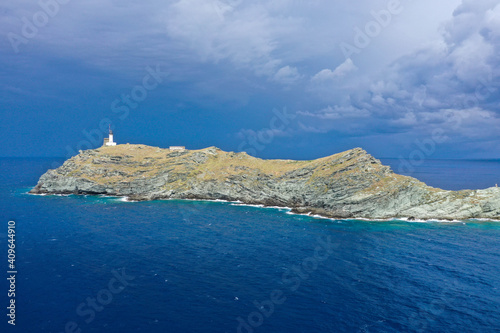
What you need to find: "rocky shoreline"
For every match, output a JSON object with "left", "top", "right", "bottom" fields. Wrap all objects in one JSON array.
[{"left": 30, "top": 144, "right": 500, "bottom": 221}]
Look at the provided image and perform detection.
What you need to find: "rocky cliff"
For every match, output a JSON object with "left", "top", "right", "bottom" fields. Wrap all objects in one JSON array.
[{"left": 30, "top": 144, "right": 500, "bottom": 220}]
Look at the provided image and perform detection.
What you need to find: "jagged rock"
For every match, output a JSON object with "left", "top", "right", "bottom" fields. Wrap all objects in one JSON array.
[{"left": 29, "top": 144, "right": 500, "bottom": 220}]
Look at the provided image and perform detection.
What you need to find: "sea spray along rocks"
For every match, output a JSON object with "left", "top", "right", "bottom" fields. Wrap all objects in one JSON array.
[{"left": 30, "top": 144, "right": 500, "bottom": 220}]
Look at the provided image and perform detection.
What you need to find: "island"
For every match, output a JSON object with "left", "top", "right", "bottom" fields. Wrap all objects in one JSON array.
[{"left": 30, "top": 144, "right": 500, "bottom": 221}]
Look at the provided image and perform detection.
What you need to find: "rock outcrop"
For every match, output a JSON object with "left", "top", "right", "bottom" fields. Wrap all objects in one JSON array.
[{"left": 30, "top": 144, "right": 500, "bottom": 220}]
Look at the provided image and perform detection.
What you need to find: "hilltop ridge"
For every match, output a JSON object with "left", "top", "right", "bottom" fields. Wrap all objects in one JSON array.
[{"left": 30, "top": 144, "right": 500, "bottom": 220}]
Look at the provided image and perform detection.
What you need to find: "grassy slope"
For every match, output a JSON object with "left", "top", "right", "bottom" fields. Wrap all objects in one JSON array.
[{"left": 67, "top": 144, "right": 387, "bottom": 186}]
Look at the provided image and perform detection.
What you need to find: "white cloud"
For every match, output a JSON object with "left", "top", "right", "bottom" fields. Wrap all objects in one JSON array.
[
  {"left": 485, "top": 4, "right": 500, "bottom": 35},
  {"left": 273, "top": 66, "right": 302, "bottom": 85},
  {"left": 331, "top": 58, "right": 358, "bottom": 77},
  {"left": 311, "top": 69, "right": 336, "bottom": 82},
  {"left": 330, "top": 0, "right": 500, "bottom": 135},
  {"left": 391, "top": 112, "right": 417, "bottom": 126},
  {"left": 166, "top": 1, "right": 273, "bottom": 63},
  {"left": 299, "top": 105, "right": 370, "bottom": 120},
  {"left": 449, "top": 34, "right": 494, "bottom": 82},
  {"left": 165, "top": 0, "right": 304, "bottom": 77},
  {"left": 311, "top": 58, "right": 357, "bottom": 81},
  {"left": 298, "top": 0, "right": 500, "bottom": 147},
  {"left": 296, "top": 106, "right": 371, "bottom": 135}
]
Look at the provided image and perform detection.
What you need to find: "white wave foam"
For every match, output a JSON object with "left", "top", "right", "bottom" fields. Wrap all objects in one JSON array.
[
  {"left": 344, "top": 217, "right": 467, "bottom": 223},
  {"left": 230, "top": 203, "right": 292, "bottom": 212},
  {"left": 29, "top": 191, "right": 500, "bottom": 223},
  {"left": 467, "top": 218, "right": 500, "bottom": 222},
  {"left": 231, "top": 203, "right": 264, "bottom": 208}
]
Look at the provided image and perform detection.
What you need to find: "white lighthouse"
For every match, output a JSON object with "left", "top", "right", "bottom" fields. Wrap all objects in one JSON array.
[{"left": 103, "top": 126, "right": 117, "bottom": 146}]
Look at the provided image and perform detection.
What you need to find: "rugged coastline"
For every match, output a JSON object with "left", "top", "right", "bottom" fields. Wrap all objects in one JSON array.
[{"left": 30, "top": 144, "right": 500, "bottom": 220}]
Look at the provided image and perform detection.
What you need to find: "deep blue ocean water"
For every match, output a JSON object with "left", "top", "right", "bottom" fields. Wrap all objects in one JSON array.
[
  {"left": 0, "top": 158, "right": 499, "bottom": 333},
  {"left": 381, "top": 158, "right": 500, "bottom": 191}
]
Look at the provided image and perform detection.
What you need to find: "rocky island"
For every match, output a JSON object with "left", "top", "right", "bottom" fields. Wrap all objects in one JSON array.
[{"left": 30, "top": 144, "right": 500, "bottom": 220}]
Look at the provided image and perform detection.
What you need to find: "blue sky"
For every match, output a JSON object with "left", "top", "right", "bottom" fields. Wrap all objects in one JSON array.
[{"left": 1, "top": 0, "right": 499, "bottom": 160}]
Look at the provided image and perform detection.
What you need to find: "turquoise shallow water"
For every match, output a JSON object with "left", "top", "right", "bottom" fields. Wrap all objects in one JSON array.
[{"left": 0, "top": 158, "right": 499, "bottom": 332}]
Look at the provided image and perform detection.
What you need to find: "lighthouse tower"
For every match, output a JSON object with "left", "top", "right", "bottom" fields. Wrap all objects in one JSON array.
[{"left": 104, "top": 126, "right": 117, "bottom": 146}]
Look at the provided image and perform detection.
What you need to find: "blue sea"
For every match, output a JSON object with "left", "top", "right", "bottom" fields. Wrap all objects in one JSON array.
[{"left": 1, "top": 158, "right": 499, "bottom": 333}]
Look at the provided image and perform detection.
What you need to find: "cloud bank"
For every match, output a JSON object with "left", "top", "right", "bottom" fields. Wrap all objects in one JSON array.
[{"left": 1, "top": 0, "right": 499, "bottom": 158}]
